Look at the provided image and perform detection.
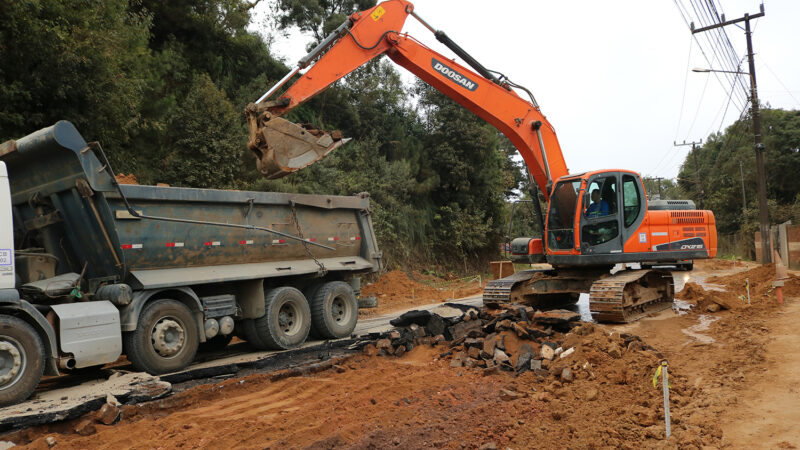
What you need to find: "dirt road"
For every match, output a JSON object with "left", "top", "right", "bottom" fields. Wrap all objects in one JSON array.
[
  {"left": 6, "top": 261, "right": 799, "bottom": 449},
  {"left": 719, "top": 300, "right": 800, "bottom": 447}
]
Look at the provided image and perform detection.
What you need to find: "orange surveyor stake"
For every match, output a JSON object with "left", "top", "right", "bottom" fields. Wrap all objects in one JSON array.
[{"left": 774, "top": 250, "right": 789, "bottom": 305}]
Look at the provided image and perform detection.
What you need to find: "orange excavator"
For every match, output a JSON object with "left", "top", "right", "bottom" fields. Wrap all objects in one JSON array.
[{"left": 244, "top": 0, "right": 717, "bottom": 322}]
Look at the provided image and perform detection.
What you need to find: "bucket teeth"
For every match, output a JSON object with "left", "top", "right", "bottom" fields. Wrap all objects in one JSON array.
[{"left": 249, "top": 115, "right": 348, "bottom": 179}]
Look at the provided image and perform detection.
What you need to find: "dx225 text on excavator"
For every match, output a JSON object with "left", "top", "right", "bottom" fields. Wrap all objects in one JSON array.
[{"left": 244, "top": 0, "right": 717, "bottom": 323}]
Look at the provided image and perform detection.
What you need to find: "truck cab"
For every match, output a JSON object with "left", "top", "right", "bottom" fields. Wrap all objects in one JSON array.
[{"left": 0, "top": 162, "right": 14, "bottom": 294}]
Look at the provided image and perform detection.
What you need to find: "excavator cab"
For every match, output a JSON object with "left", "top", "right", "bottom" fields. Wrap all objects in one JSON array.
[{"left": 544, "top": 170, "right": 648, "bottom": 263}]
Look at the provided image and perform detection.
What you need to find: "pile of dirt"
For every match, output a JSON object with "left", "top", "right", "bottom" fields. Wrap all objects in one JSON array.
[
  {"left": 360, "top": 270, "right": 482, "bottom": 316},
  {"left": 16, "top": 305, "right": 715, "bottom": 449},
  {"left": 361, "top": 304, "right": 711, "bottom": 448},
  {"left": 707, "top": 263, "right": 800, "bottom": 299},
  {"left": 694, "top": 258, "right": 740, "bottom": 271},
  {"left": 677, "top": 264, "right": 799, "bottom": 313},
  {"left": 677, "top": 282, "right": 740, "bottom": 312},
  {"left": 115, "top": 173, "right": 138, "bottom": 185}
]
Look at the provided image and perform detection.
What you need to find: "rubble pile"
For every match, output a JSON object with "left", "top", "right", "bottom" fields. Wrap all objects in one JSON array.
[
  {"left": 707, "top": 263, "right": 800, "bottom": 298},
  {"left": 363, "top": 302, "right": 662, "bottom": 381},
  {"left": 677, "top": 282, "right": 738, "bottom": 312},
  {"left": 679, "top": 264, "right": 800, "bottom": 313}
]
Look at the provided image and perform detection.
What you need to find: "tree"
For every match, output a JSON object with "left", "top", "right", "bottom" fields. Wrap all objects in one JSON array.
[
  {"left": 0, "top": 0, "right": 151, "bottom": 149},
  {"left": 415, "top": 83, "right": 513, "bottom": 261},
  {"left": 270, "top": 0, "right": 376, "bottom": 42},
  {"left": 160, "top": 74, "right": 244, "bottom": 188},
  {"left": 677, "top": 108, "right": 800, "bottom": 235},
  {"left": 642, "top": 177, "right": 684, "bottom": 201}
]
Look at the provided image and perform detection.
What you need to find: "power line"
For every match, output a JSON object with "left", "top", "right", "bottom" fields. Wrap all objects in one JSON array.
[
  {"left": 679, "top": 0, "right": 749, "bottom": 108},
  {"left": 683, "top": 69, "right": 711, "bottom": 139},
  {"left": 674, "top": 35, "right": 694, "bottom": 141},
  {"left": 700, "top": 0, "right": 751, "bottom": 101},
  {"left": 759, "top": 57, "right": 800, "bottom": 108},
  {"left": 700, "top": 0, "right": 750, "bottom": 99},
  {"left": 716, "top": 66, "right": 744, "bottom": 134},
  {"left": 673, "top": 0, "right": 748, "bottom": 111}
]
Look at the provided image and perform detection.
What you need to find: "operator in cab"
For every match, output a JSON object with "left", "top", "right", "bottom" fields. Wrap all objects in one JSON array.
[{"left": 586, "top": 189, "right": 610, "bottom": 217}]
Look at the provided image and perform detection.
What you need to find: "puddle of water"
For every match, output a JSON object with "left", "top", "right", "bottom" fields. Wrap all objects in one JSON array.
[
  {"left": 673, "top": 299, "right": 693, "bottom": 315},
  {"left": 577, "top": 293, "right": 592, "bottom": 322},
  {"left": 681, "top": 314, "right": 720, "bottom": 345},
  {"left": 537, "top": 293, "right": 594, "bottom": 322}
]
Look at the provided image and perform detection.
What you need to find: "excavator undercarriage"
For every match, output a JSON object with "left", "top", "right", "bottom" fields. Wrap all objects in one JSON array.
[{"left": 483, "top": 268, "right": 675, "bottom": 323}]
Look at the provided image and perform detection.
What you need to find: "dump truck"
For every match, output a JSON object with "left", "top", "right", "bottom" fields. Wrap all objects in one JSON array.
[{"left": 0, "top": 121, "right": 382, "bottom": 406}]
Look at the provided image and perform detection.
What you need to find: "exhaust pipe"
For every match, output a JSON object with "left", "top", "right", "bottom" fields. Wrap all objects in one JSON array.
[{"left": 58, "top": 356, "right": 76, "bottom": 370}]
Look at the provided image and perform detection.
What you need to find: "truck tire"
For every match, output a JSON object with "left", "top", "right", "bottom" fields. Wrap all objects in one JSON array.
[
  {"left": 0, "top": 315, "right": 45, "bottom": 406},
  {"left": 240, "top": 319, "right": 265, "bottom": 349},
  {"left": 302, "top": 283, "right": 324, "bottom": 339},
  {"left": 251, "top": 287, "right": 311, "bottom": 350},
  {"left": 309, "top": 281, "right": 358, "bottom": 339},
  {"left": 124, "top": 299, "right": 199, "bottom": 375}
]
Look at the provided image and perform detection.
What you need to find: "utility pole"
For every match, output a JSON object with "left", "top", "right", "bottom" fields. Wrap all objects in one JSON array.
[
  {"left": 674, "top": 140, "right": 703, "bottom": 207},
  {"left": 692, "top": 4, "right": 770, "bottom": 263},
  {"left": 739, "top": 160, "right": 747, "bottom": 213},
  {"left": 654, "top": 177, "right": 663, "bottom": 198}
]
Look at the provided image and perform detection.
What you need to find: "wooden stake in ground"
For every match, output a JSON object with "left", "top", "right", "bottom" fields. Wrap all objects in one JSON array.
[{"left": 654, "top": 361, "right": 671, "bottom": 438}]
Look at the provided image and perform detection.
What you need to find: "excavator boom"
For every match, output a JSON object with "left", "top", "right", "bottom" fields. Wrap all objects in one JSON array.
[{"left": 246, "top": 0, "right": 568, "bottom": 199}]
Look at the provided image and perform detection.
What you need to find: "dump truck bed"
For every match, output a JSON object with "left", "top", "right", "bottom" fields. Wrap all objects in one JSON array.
[
  {"left": 1, "top": 121, "right": 381, "bottom": 289},
  {"left": 109, "top": 185, "right": 380, "bottom": 289}
]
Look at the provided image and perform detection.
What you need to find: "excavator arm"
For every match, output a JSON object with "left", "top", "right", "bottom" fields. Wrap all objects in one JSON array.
[{"left": 246, "top": 0, "right": 568, "bottom": 199}]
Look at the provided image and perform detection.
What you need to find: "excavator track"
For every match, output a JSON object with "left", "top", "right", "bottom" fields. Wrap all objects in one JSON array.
[
  {"left": 482, "top": 270, "right": 549, "bottom": 304},
  {"left": 482, "top": 269, "right": 587, "bottom": 308},
  {"left": 589, "top": 270, "right": 674, "bottom": 323}
]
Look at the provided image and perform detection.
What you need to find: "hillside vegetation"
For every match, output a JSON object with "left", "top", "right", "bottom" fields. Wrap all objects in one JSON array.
[{"left": 0, "top": 0, "right": 525, "bottom": 271}]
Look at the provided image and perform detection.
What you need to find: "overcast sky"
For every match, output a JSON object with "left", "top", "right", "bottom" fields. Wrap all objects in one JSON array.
[{"left": 251, "top": 1, "right": 800, "bottom": 180}]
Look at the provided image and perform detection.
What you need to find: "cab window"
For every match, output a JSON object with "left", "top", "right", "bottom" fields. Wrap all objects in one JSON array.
[
  {"left": 622, "top": 175, "right": 641, "bottom": 227},
  {"left": 547, "top": 180, "right": 581, "bottom": 250},
  {"left": 583, "top": 176, "right": 617, "bottom": 218},
  {"left": 581, "top": 175, "right": 619, "bottom": 247}
]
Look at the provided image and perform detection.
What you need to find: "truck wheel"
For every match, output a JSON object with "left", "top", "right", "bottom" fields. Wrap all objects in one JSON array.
[
  {"left": 310, "top": 281, "right": 358, "bottom": 339},
  {"left": 0, "top": 315, "right": 45, "bottom": 406},
  {"left": 124, "top": 299, "right": 199, "bottom": 374},
  {"left": 303, "top": 283, "right": 324, "bottom": 339},
  {"left": 252, "top": 287, "right": 311, "bottom": 350}
]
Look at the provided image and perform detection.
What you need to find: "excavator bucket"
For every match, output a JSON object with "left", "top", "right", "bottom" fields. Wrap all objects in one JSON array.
[{"left": 247, "top": 113, "right": 349, "bottom": 179}]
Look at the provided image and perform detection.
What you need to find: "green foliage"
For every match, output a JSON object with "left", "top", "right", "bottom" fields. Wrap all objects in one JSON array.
[
  {"left": 415, "top": 83, "right": 512, "bottom": 259},
  {"left": 677, "top": 108, "right": 800, "bottom": 235},
  {"left": 0, "top": 0, "right": 529, "bottom": 272},
  {"left": 270, "top": 0, "right": 376, "bottom": 41},
  {"left": 642, "top": 177, "right": 684, "bottom": 201},
  {"left": 0, "top": 0, "right": 151, "bottom": 149},
  {"left": 161, "top": 73, "right": 243, "bottom": 188}
]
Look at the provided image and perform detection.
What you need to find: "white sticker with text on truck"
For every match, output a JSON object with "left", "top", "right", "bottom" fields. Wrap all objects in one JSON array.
[
  {"left": 639, "top": 233, "right": 647, "bottom": 243},
  {"left": 0, "top": 249, "right": 12, "bottom": 266}
]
